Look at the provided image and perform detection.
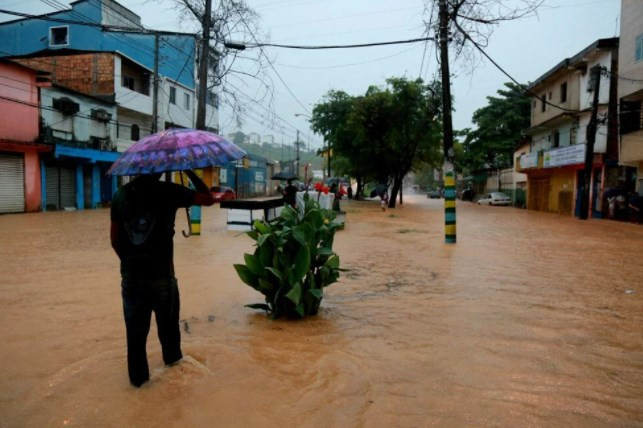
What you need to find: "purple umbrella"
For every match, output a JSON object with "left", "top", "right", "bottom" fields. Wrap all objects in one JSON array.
[{"left": 107, "top": 128, "right": 246, "bottom": 176}]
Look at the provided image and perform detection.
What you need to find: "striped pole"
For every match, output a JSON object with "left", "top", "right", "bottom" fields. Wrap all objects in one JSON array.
[{"left": 444, "top": 163, "right": 456, "bottom": 243}]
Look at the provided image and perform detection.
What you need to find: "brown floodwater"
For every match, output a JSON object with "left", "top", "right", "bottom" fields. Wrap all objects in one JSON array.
[{"left": 0, "top": 195, "right": 642, "bottom": 427}]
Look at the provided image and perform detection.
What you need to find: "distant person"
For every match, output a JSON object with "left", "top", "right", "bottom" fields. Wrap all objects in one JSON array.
[
  {"left": 283, "top": 179, "right": 298, "bottom": 208},
  {"left": 110, "top": 171, "right": 214, "bottom": 388}
]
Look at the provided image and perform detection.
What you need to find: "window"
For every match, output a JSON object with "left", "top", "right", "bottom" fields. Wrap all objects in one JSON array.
[
  {"left": 548, "top": 92, "right": 552, "bottom": 100},
  {"left": 541, "top": 94, "right": 546, "bottom": 112},
  {"left": 169, "top": 87, "right": 176, "bottom": 104},
  {"left": 533, "top": 100, "right": 537, "bottom": 109},
  {"left": 122, "top": 76, "right": 135, "bottom": 90},
  {"left": 560, "top": 82, "right": 567, "bottom": 103},
  {"left": 184, "top": 93, "right": 190, "bottom": 110},
  {"left": 49, "top": 26, "right": 69, "bottom": 46},
  {"left": 636, "top": 34, "right": 643, "bottom": 63},
  {"left": 553, "top": 132, "right": 560, "bottom": 148},
  {"left": 131, "top": 124, "right": 140, "bottom": 141}
]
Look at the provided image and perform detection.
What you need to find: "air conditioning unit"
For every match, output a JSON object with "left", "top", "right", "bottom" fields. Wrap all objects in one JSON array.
[{"left": 90, "top": 109, "right": 112, "bottom": 122}]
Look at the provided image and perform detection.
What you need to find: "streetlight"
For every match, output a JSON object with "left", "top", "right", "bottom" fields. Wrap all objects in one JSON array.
[{"left": 295, "top": 113, "right": 331, "bottom": 179}]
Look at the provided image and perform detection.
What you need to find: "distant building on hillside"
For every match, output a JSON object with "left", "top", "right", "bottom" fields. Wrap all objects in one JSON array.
[
  {"left": 246, "top": 132, "right": 260, "bottom": 145},
  {"left": 262, "top": 134, "right": 275, "bottom": 145}
]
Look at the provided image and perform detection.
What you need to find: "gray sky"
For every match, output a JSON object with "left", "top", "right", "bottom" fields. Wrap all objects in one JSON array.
[{"left": 3, "top": 0, "right": 622, "bottom": 150}]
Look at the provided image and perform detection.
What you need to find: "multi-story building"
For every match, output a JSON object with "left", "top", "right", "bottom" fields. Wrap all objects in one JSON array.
[
  {"left": 0, "top": 0, "right": 221, "bottom": 210},
  {"left": 618, "top": 0, "right": 643, "bottom": 195},
  {"left": 518, "top": 38, "right": 620, "bottom": 217},
  {"left": 0, "top": 59, "right": 50, "bottom": 213}
]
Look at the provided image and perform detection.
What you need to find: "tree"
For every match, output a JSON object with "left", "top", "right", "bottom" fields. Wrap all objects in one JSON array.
[
  {"left": 463, "top": 82, "right": 531, "bottom": 170},
  {"left": 173, "top": 0, "right": 275, "bottom": 129},
  {"left": 312, "top": 78, "right": 443, "bottom": 207}
]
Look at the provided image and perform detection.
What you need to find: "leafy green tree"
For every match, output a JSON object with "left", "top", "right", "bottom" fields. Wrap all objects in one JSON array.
[{"left": 463, "top": 82, "right": 530, "bottom": 170}]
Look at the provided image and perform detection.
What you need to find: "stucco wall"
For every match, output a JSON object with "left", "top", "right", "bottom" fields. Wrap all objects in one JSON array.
[
  {"left": 618, "top": 0, "right": 643, "bottom": 99},
  {"left": 0, "top": 61, "right": 39, "bottom": 143},
  {"left": 530, "top": 73, "right": 580, "bottom": 126}
]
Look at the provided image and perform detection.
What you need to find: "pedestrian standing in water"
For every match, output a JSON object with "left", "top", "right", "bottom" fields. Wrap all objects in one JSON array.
[
  {"left": 110, "top": 171, "right": 214, "bottom": 387},
  {"left": 283, "top": 179, "right": 298, "bottom": 208}
]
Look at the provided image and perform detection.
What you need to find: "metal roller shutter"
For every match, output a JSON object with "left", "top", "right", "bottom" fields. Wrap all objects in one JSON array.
[
  {"left": 0, "top": 153, "right": 25, "bottom": 213},
  {"left": 45, "top": 166, "right": 60, "bottom": 210},
  {"left": 60, "top": 167, "right": 76, "bottom": 209},
  {"left": 45, "top": 165, "right": 76, "bottom": 210}
]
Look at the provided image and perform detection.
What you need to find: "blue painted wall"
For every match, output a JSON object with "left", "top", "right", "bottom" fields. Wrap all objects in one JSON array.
[
  {"left": 0, "top": 0, "right": 195, "bottom": 88},
  {"left": 224, "top": 154, "right": 268, "bottom": 198}
]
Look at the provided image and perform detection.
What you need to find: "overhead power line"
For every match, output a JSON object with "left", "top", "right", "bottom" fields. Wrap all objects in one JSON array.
[{"left": 242, "top": 36, "right": 435, "bottom": 50}]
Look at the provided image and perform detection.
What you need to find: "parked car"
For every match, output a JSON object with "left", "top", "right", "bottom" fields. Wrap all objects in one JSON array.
[
  {"left": 477, "top": 192, "right": 511, "bottom": 206},
  {"left": 210, "top": 186, "right": 236, "bottom": 203},
  {"left": 427, "top": 189, "right": 442, "bottom": 199}
]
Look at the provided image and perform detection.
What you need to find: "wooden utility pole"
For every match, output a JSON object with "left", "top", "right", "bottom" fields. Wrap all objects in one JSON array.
[
  {"left": 196, "top": 0, "right": 212, "bottom": 131},
  {"left": 151, "top": 32, "right": 160, "bottom": 133},
  {"left": 438, "top": 0, "right": 456, "bottom": 243},
  {"left": 580, "top": 65, "right": 602, "bottom": 220}
]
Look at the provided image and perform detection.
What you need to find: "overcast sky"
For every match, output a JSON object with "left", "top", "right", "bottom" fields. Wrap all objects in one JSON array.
[{"left": 3, "top": 0, "right": 622, "bottom": 150}]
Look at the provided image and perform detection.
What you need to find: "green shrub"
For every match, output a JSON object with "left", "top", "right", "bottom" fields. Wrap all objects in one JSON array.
[{"left": 233, "top": 195, "right": 343, "bottom": 319}]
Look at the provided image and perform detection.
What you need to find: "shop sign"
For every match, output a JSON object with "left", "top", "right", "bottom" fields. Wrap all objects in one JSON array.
[
  {"left": 220, "top": 169, "right": 227, "bottom": 183},
  {"left": 255, "top": 171, "right": 264, "bottom": 182},
  {"left": 520, "top": 152, "right": 539, "bottom": 169},
  {"left": 543, "top": 144, "right": 586, "bottom": 168}
]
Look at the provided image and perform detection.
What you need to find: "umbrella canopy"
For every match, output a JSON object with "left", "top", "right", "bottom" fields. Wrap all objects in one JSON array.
[
  {"left": 271, "top": 171, "right": 298, "bottom": 181},
  {"left": 107, "top": 128, "right": 246, "bottom": 176}
]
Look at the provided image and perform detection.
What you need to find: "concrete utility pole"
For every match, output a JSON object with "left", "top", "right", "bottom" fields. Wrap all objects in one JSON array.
[
  {"left": 438, "top": 0, "right": 456, "bottom": 243},
  {"left": 195, "top": 0, "right": 212, "bottom": 131},
  {"left": 580, "top": 65, "right": 602, "bottom": 220},
  {"left": 296, "top": 129, "right": 300, "bottom": 176},
  {"left": 151, "top": 32, "right": 160, "bottom": 133}
]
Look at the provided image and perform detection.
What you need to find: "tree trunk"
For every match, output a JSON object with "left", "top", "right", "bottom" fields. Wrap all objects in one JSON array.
[
  {"left": 388, "top": 177, "right": 402, "bottom": 208},
  {"left": 355, "top": 177, "right": 363, "bottom": 199},
  {"left": 399, "top": 186, "right": 403, "bottom": 205}
]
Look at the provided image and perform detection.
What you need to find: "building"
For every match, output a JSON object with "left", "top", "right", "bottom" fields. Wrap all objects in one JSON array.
[
  {"left": 618, "top": 0, "right": 643, "bottom": 195},
  {"left": 0, "top": 59, "right": 50, "bottom": 213},
  {"left": 262, "top": 134, "right": 275, "bottom": 145},
  {"left": 220, "top": 154, "right": 268, "bottom": 199},
  {"left": 0, "top": 0, "right": 219, "bottom": 150},
  {"left": 40, "top": 84, "right": 119, "bottom": 210},
  {"left": 519, "top": 38, "right": 620, "bottom": 217},
  {"left": 246, "top": 132, "right": 261, "bottom": 145}
]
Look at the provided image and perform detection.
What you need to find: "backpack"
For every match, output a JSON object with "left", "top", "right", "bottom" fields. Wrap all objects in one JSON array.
[{"left": 122, "top": 183, "right": 157, "bottom": 247}]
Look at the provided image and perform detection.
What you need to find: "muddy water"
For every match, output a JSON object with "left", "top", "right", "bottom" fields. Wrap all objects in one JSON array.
[{"left": 0, "top": 196, "right": 642, "bottom": 427}]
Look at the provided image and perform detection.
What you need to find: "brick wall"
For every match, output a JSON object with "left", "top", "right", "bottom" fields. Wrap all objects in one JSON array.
[{"left": 15, "top": 53, "right": 114, "bottom": 97}]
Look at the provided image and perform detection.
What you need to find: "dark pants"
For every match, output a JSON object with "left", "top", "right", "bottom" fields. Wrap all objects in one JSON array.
[{"left": 121, "top": 277, "right": 182, "bottom": 387}]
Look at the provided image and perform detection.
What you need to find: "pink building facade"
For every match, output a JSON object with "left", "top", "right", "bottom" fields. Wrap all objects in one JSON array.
[{"left": 0, "top": 59, "right": 50, "bottom": 213}]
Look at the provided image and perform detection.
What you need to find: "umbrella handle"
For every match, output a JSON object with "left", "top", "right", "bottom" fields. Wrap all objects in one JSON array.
[
  {"left": 179, "top": 172, "right": 192, "bottom": 238},
  {"left": 182, "top": 207, "right": 191, "bottom": 238}
]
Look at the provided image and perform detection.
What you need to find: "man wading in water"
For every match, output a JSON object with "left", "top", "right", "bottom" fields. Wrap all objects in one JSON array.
[{"left": 110, "top": 171, "right": 214, "bottom": 387}]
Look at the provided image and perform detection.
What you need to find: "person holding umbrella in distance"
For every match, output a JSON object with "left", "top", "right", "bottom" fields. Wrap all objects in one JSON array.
[{"left": 108, "top": 129, "right": 245, "bottom": 387}]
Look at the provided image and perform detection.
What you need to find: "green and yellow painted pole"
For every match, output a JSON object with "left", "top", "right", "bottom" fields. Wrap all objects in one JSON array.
[{"left": 444, "top": 164, "right": 456, "bottom": 243}]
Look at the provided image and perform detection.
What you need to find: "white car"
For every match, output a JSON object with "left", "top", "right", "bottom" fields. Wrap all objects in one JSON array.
[{"left": 477, "top": 192, "right": 511, "bottom": 206}]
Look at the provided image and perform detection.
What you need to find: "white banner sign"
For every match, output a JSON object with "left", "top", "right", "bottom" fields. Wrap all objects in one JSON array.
[
  {"left": 220, "top": 169, "right": 227, "bottom": 184},
  {"left": 543, "top": 144, "right": 586, "bottom": 168},
  {"left": 520, "top": 152, "right": 539, "bottom": 169}
]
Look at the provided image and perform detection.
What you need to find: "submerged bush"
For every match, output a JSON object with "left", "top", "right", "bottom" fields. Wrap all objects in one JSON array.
[{"left": 234, "top": 195, "right": 342, "bottom": 319}]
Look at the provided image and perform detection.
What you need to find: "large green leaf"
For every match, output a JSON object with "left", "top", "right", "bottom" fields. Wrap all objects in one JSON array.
[
  {"left": 308, "top": 288, "right": 323, "bottom": 300},
  {"left": 317, "top": 247, "right": 334, "bottom": 257},
  {"left": 292, "top": 226, "right": 307, "bottom": 246},
  {"left": 285, "top": 282, "right": 302, "bottom": 305},
  {"left": 234, "top": 264, "right": 259, "bottom": 289},
  {"left": 258, "top": 243, "right": 272, "bottom": 268},
  {"left": 258, "top": 278, "right": 275, "bottom": 293},
  {"left": 265, "top": 267, "right": 284, "bottom": 282},
  {"left": 253, "top": 220, "right": 270, "bottom": 234},
  {"left": 294, "top": 302, "right": 305, "bottom": 318},
  {"left": 245, "top": 303, "right": 271, "bottom": 311},
  {"left": 325, "top": 255, "right": 340, "bottom": 270},
  {"left": 244, "top": 253, "right": 264, "bottom": 276},
  {"left": 292, "top": 245, "right": 311, "bottom": 283},
  {"left": 257, "top": 233, "right": 272, "bottom": 247}
]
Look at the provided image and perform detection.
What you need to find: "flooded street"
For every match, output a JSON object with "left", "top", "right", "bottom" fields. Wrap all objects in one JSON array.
[{"left": 1, "top": 195, "right": 642, "bottom": 427}]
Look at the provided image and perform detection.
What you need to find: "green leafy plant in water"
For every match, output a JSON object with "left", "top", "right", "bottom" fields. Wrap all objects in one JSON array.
[{"left": 233, "top": 195, "right": 343, "bottom": 319}]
